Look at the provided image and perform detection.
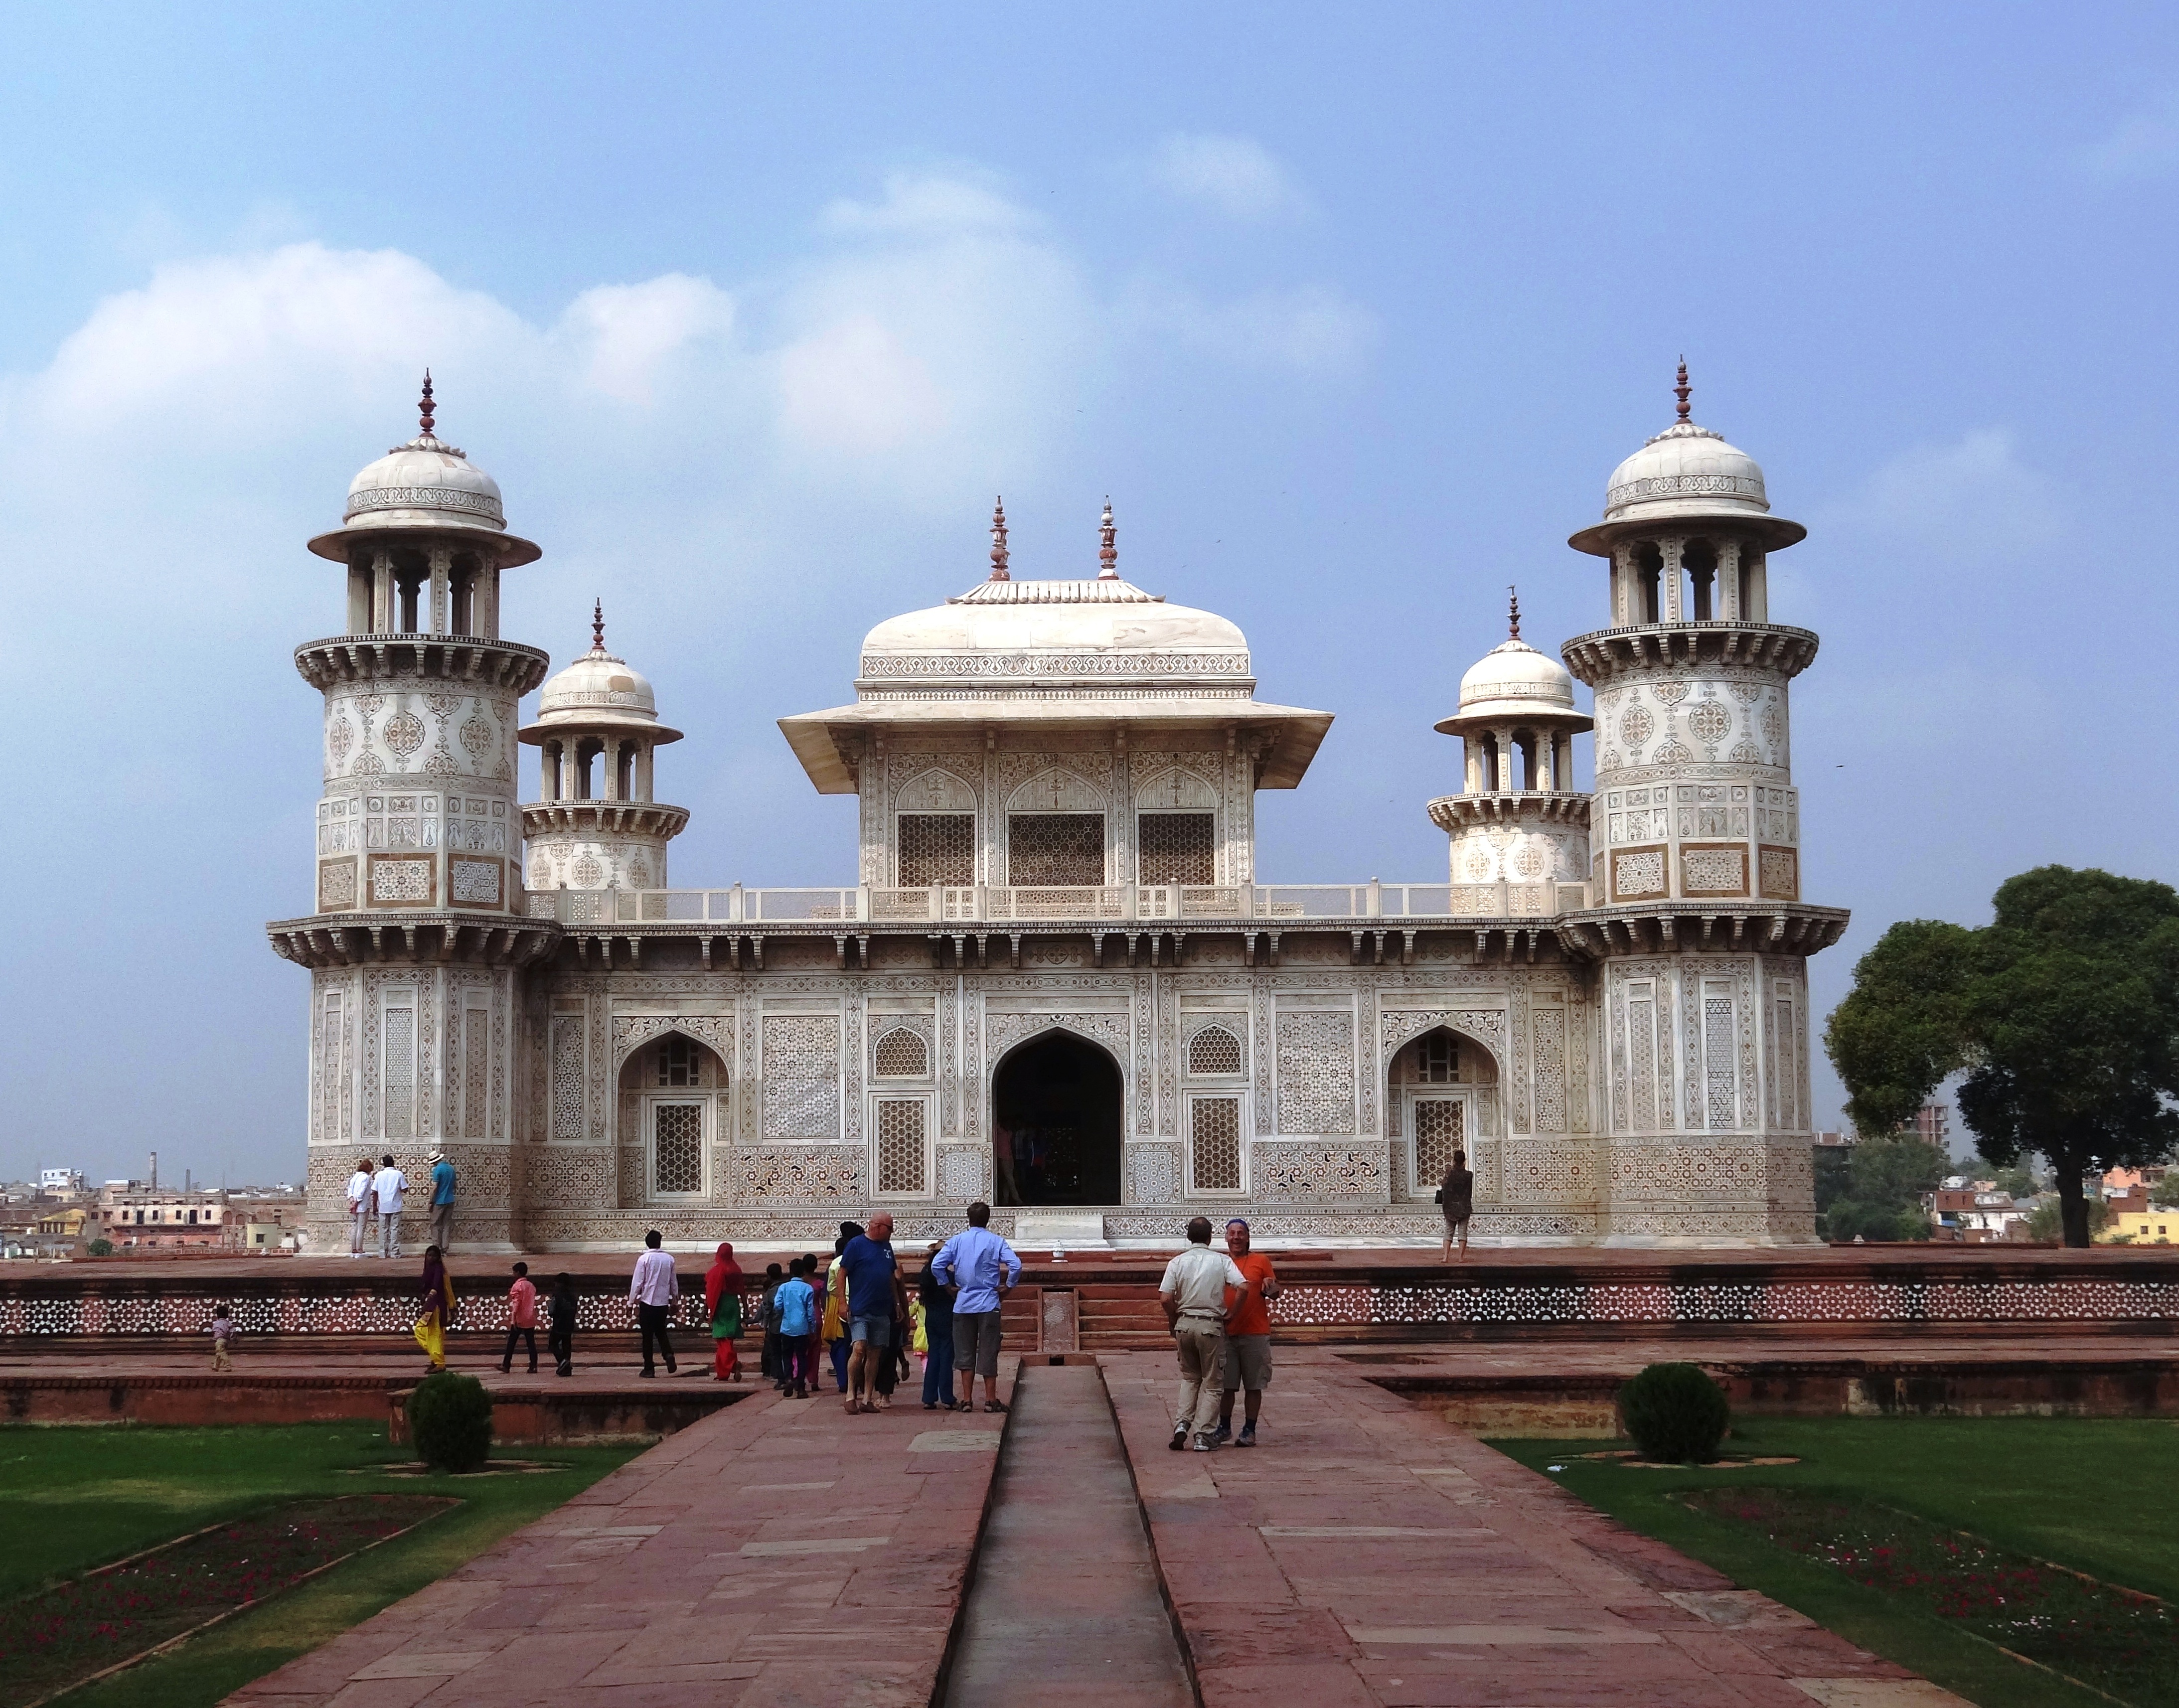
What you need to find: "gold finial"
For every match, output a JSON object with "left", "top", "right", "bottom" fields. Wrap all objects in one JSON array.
[
  {"left": 988, "top": 497, "right": 1010, "bottom": 581},
  {"left": 1674, "top": 357, "right": 1691, "bottom": 423},
  {"left": 591, "top": 599, "right": 605, "bottom": 652},
  {"left": 1097, "top": 498, "right": 1118, "bottom": 579},
  {"left": 1508, "top": 585, "right": 1521, "bottom": 640},
  {"left": 419, "top": 369, "right": 436, "bottom": 438}
]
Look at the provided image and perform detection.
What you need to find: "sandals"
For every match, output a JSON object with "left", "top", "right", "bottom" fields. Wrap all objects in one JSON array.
[{"left": 983, "top": 1399, "right": 1010, "bottom": 1414}]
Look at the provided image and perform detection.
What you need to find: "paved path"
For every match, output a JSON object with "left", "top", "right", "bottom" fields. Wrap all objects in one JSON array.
[
  {"left": 940, "top": 1363, "right": 1191, "bottom": 1706},
  {"left": 1104, "top": 1349, "right": 1967, "bottom": 1708},
  {"left": 231, "top": 1373, "right": 1014, "bottom": 1708}
]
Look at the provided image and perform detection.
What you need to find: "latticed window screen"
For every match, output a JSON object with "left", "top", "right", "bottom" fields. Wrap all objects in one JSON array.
[
  {"left": 1007, "top": 813, "right": 1104, "bottom": 885},
  {"left": 1191, "top": 1097, "right": 1244, "bottom": 1192},
  {"left": 898, "top": 814, "right": 975, "bottom": 887},
  {"left": 873, "top": 1027, "right": 929, "bottom": 1078},
  {"left": 1187, "top": 1025, "right": 1243, "bottom": 1077},
  {"left": 1414, "top": 1035, "right": 1459, "bottom": 1084},
  {"left": 1138, "top": 812, "right": 1215, "bottom": 884},
  {"left": 1414, "top": 1099, "right": 1464, "bottom": 1188},
  {"left": 654, "top": 1102, "right": 703, "bottom": 1194},
  {"left": 876, "top": 1100, "right": 927, "bottom": 1194},
  {"left": 658, "top": 1036, "right": 698, "bottom": 1087}
]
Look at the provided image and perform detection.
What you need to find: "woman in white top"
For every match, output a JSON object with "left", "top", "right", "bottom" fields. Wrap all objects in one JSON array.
[{"left": 346, "top": 1156, "right": 376, "bottom": 1257}]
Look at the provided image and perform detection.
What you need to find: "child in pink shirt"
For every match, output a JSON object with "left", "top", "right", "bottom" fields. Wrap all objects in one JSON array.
[{"left": 500, "top": 1261, "right": 539, "bottom": 1373}]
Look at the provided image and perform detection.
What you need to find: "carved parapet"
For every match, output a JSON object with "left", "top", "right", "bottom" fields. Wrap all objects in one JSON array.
[
  {"left": 294, "top": 635, "right": 551, "bottom": 694},
  {"left": 1425, "top": 792, "right": 1591, "bottom": 834},
  {"left": 266, "top": 914, "right": 561, "bottom": 969},
  {"left": 1561, "top": 621, "right": 1819, "bottom": 687},
  {"left": 520, "top": 801, "right": 691, "bottom": 839},
  {"left": 1565, "top": 901, "right": 1849, "bottom": 958}
]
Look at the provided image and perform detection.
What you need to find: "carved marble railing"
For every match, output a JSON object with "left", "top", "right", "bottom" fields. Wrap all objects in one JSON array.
[{"left": 520, "top": 881, "right": 1594, "bottom": 927}]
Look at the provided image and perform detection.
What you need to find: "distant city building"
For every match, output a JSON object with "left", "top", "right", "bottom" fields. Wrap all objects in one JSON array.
[
  {"left": 38, "top": 1169, "right": 85, "bottom": 1197},
  {"left": 2110, "top": 1208, "right": 2177, "bottom": 1244},
  {"left": 1929, "top": 1185, "right": 2028, "bottom": 1242},
  {"left": 1813, "top": 1131, "right": 1851, "bottom": 1149},
  {"left": 1898, "top": 1102, "right": 1950, "bottom": 1147},
  {"left": 94, "top": 1186, "right": 228, "bottom": 1250}
]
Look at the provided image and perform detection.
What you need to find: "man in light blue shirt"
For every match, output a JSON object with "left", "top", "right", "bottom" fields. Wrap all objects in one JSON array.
[{"left": 933, "top": 1202, "right": 1021, "bottom": 1413}]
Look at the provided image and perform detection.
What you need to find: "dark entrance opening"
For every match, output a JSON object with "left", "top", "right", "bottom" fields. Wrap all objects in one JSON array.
[{"left": 992, "top": 1032, "right": 1123, "bottom": 1206}]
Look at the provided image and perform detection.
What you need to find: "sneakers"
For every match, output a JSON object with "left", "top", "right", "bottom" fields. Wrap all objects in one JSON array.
[
  {"left": 1213, "top": 1420, "right": 1232, "bottom": 1444},
  {"left": 1237, "top": 1423, "right": 1257, "bottom": 1447},
  {"left": 1169, "top": 1426, "right": 1189, "bottom": 1452},
  {"left": 1192, "top": 1434, "right": 1216, "bottom": 1452}
]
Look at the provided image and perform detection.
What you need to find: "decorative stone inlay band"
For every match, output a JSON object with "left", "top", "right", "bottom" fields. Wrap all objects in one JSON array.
[
  {"left": 1605, "top": 471, "right": 1768, "bottom": 513},
  {"left": 346, "top": 486, "right": 505, "bottom": 523},
  {"left": 859, "top": 651, "right": 1251, "bottom": 680}
]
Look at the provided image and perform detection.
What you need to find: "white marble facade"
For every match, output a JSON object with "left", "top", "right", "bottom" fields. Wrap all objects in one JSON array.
[{"left": 272, "top": 380, "right": 1847, "bottom": 1250}]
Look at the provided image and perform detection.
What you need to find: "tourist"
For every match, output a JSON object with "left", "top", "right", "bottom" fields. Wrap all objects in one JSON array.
[
  {"left": 210, "top": 1302, "right": 235, "bottom": 1372},
  {"left": 1439, "top": 1148, "right": 1475, "bottom": 1262},
  {"left": 704, "top": 1241, "right": 745, "bottom": 1383},
  {"left": 629, "top": 1229, "right": 678, "bottom": 1378},
  {"left": 916, "top": 1241, "right": 957, "bottom": 1411},
  {"left": 1159, "top": 1216, "right": 1245, "bottom": 1452},
  {"left": 934, "top": 1201, "right": 1022, "bottom": 1414},
  {"left": 774, "top": 1256, "right": 819, "bottom": 1398},
  {"left": 372, "top": 1153, "right": 408, "bottom": 1259},
  {"left": 1216, "top": 1219, "right": 1280, "bottom": 1447},
  {"left": 840, "top": 1213, "right": 905, "bottom": 1414},
  {"left": 548, "top": 1272, "right": 577, "bottom": 1377},
  {"left": 428, "top": 1149, "right": 457, "bottom": 1253},
  {"left": 414, "top": 1245, "right": 455, "bottom": 1374},
  {"left": 760, "top": 1262, "right": 786, "bottom": 1389},
  {"left": 500, "top": 1260, "right": 538, "bottom": 1374},
  {"left": 346, "top": 1157, "right": 375, "bottom": 1258},
  {"left": 823, "top": 1224, "right": 860, "bottom": 1394}
]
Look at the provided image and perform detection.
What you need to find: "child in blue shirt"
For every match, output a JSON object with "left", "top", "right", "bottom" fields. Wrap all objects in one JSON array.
[{"left": 773, "top": 1258, "right": 818, "bottom": 1399}]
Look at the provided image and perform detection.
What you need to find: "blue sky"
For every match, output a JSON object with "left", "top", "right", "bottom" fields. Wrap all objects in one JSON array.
[{"left": 3, "top": 3, "right": 2176, "bottom": 1185}]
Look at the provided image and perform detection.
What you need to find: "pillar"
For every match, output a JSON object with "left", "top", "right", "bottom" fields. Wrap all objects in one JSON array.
[
  {"left": 372, "top": 550, "right": 395, "bottom": 632},
  {"left": 1661, "top": 537, "right": 1686, "bottom": 622},
  {"left": 346, "top": 560, "right": 371, "bottom": 632},
  {"left": 476, "top": 560, "right": 500, "bottom": 640},
  {"left": 1718, "top": 539, "right": 1742, "bottom": 621},
  {"left": 540, "top": 741, "right": 557, "bottom": 802},
  {"left": 635, "top": 743, "right": 654, "bottom": 803},
  {"left": 604, "top": 739, "right": 622, "bottom": 802},
  {"left": 1495, "top": 725, "right": 1516, "bottom": 792},
  {"left": 428, "top": 547, "right": 451, "bottom": 636}
]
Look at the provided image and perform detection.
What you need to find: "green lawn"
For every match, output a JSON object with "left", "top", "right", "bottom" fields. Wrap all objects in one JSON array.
[
  {"left": 0, "top": 1422, "right": 639, "bottom": 1708},
  {"left": 1489, "top": 1416, "right": 2179, "bottom": 1708}
]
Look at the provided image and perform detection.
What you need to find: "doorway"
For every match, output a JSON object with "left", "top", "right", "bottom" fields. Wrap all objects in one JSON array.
[{"left": 991, "top": 1031, "right": 1123, "bottom": 1206}]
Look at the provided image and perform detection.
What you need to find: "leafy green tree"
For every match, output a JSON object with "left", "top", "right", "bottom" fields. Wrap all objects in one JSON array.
[
  {"left": 1989, "top": 1163, "right": 2037, "bottom": 1200},
  {"left": 2026, "top": 1194, "right": 2110, "bottom": 1244},
  {"left": 1827, "top": 867, "right": 2179, "bottom": 1247},
  {"left": 1817, "top": 1134, "right": 1945, "bottom": 1242},
  {"left": 1813, "top": 1146, "right": 1854, "bottom": 1216}
]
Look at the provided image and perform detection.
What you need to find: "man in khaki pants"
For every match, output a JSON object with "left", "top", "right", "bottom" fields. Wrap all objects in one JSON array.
[{"left": 1159, "top": 1216, "right": 1245, "bottom": 1453}]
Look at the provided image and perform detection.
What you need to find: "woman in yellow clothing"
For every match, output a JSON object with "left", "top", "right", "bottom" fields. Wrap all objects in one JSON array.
[{"left": 413, "top": 1244, "right": 455, "bottom": 1372}]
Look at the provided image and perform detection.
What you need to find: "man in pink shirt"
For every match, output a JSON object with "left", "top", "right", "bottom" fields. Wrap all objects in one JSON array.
[{"left": 500, "top": 1261, "right": 539, "bottom": 1374}]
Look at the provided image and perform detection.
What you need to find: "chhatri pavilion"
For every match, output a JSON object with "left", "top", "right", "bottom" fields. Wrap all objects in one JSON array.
[{"left": 270, "top": 369, "right": 1847, "bottom": 1250}]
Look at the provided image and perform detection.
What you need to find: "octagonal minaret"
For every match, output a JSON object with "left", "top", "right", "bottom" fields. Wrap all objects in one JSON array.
[
  {"left": 1561, "top": 364, "right": 1842, "bottom": 1245},
  {"left": 267, "top": 376, "right": 558, "bottom": 1253},
  {"left": 519, "top": 603, "right": 688, "bottom": 894},
  {"left": 1426, "top": 590, "right": 1591, "bottom": 917}
]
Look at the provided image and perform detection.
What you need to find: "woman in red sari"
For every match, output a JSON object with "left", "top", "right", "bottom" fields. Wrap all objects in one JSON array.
[{"left": 704, "top": 1242, "right": 745, "bottom": 1382}]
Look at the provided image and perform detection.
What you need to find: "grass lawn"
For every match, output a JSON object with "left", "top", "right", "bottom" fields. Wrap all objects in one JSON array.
[
  {"left": 0, "top": 1421, "right": 640, "bottom": 1708},
  {"left": 1489, "top": 1416, "right": 2179, "bottom": 1708}
]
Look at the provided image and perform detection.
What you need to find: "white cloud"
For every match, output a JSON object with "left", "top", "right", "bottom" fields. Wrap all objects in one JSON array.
[
  {"left": 1823, "top": 428, "right": 2062, "bottom": 556},
  {"left": 820, "top": 169, "right": 1033, "bottom": 236},
  {"left": 1149, "top": 133, "right": 1310, "bottom": 222},
  {"left": 2083, "top": 92, "right": 2179, "bottom": 177},
  {"left": 555, "top": 274, "right": 735, "bottom": 405},
  {"left": 1144, "top": 282, "right": 1376, "bottom": 373}
]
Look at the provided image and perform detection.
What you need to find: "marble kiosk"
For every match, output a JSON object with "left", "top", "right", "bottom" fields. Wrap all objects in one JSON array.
[{"left": 271, "top": 370, "right": 1848, "bottom": 1250}]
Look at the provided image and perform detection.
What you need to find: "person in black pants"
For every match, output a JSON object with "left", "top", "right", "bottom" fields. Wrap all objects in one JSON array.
[
  {"left": 629, "top": 1229, "right": 679, "bottom": 1377},
  {"left": 917, "top": 1241, "right": 958, "bottom": 1410},
  {"left": 548, "top": 1272, "right": 578, "bottom": 1377}
]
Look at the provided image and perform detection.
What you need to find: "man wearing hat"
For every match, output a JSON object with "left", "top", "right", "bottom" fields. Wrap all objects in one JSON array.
[{"left": 428, "top": 1150, "right": 457, "bottom": 1254}]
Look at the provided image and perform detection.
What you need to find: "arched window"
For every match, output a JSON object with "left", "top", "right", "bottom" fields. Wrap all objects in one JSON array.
[
  {"left": 658, "top": 1035, "right": 698, "bottom": 1087},
  {"left": 873, "top": 1027, "right": 930, "bottom": 1078},
  {"left": 1187, "top": 1025, "right": 1244, "bottom": 1076}
]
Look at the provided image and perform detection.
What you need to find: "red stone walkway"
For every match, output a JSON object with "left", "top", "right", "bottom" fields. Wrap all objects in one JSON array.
[
  {"left": 229, "top": 1371, "right": 1015, "bottom": 1708},
  {"left": 1103, "top": 1349, "right": 1968, "bottom": 1708}
]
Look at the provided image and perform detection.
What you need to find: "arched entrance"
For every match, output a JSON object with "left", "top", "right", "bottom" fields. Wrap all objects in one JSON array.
[{"left": 991, "top": 1031, "right": 1123, "bottom": 1206}]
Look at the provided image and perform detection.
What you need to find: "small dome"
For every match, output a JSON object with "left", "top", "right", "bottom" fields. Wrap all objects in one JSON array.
[
  {"left": 1434, "top": 636, "right": 1589, "bottom": 735},
  {"left": 536, "top": 644, "right": 658, "bottom": 722},
  {"left": 1602, "top": 421, "right": 1769, "bottom": 524},
  {"left": 343, "top": 437, "right": 507, "bottom": 534}
]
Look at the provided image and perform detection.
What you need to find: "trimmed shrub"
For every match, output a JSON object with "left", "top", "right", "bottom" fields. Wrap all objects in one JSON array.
[
  {"left": 1617, "top": 1362, "right": 1728, "bottom": 1464},
  {"left": 406, "top": 1372, "right": 494, "bottom": 1473}
]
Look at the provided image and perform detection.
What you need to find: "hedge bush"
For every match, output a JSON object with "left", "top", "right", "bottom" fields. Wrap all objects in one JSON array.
[
  {"left": 406, "top": 1371, "right": 494, "bottom": 1473},
  {"left": 1617, "top": 1362, "right": 1728, "bottom": 1463}
]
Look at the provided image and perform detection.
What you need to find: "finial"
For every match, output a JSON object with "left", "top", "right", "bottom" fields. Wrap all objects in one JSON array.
[
  {"left": 419, "top": 369, "right": 436, "bottom": 438},
  {"left": 988, "top": 497, "right": 1010, "bottom": 581},
  {"left": 1508, "top": 585, "right": 1521, "bottom": 640},
  {"left": 1674, "top": 357, "right": 1691, "bottom": 423},
  {"left": 591, "top": 599, "right": 605, "bottom": 652},
  {"left": 1098, "top": 498, "right": 1118, "bottom": 579}
]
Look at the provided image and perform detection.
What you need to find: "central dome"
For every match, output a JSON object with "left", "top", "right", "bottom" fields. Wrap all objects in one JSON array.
[{"left": 857, "top": 577, "right": 1253, "bottom": 693}]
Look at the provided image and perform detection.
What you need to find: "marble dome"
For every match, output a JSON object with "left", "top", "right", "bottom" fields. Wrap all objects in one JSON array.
[
  {"left": 1433, "top": 634, "right": 1591, "bottom": 735},
  {"left": 526, "top": 614, "right": 682, "bottom": 742},
  {"left": 307, "top": 380, "right": 541, "bottom": 564},
  {"left": 1570, "top": 370, "right": 1805, "bottom": 555}
]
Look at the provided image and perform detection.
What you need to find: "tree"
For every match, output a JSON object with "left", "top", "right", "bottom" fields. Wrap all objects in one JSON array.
[
  {"left": 1989, "top": 1163, "right": 2037, "bottom": 1200},
  {"left": 2027, "top": 1194, "right": 2110, "bottom": 1244},
  {"left": 1826, "top": 867, "right": 2179, "bottom": 1247},
  {"left": 1817, "top": 1134, "right": 1944, "bottom": 1242}
]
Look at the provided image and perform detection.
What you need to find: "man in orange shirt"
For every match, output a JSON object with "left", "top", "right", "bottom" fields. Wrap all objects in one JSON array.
[{"left": 1216, "top": 1218, "right": 1280, "bottom": 1447}]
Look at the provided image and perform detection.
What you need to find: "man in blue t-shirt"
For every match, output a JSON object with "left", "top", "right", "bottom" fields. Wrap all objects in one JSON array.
[
  {"left": 836, "top": 1212, "right": 905, "bottom": 1414},
  {"left": 427, "top": 1150, "right": 457, "bottom": 1253}
]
